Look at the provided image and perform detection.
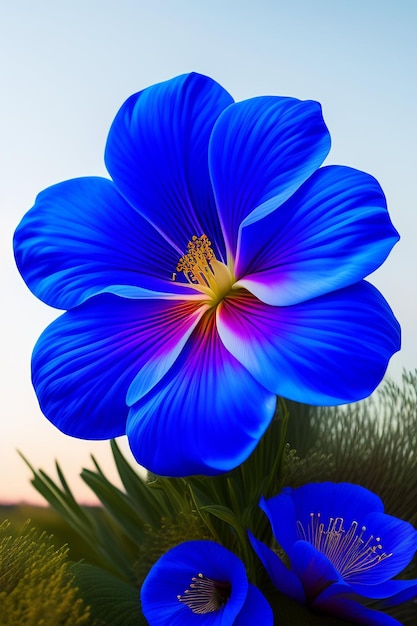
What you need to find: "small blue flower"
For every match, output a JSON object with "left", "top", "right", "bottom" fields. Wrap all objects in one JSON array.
[
  {"left": 249, "top": 482, "right": 417, "bottom": 625},
  {"left": 140, "top": 540, "right": 273, "bottom": 625}
]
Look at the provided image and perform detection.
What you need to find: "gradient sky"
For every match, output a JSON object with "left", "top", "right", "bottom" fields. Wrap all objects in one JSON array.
[{"left": 1, "top": 0, "right": 416, "bottom": 504}]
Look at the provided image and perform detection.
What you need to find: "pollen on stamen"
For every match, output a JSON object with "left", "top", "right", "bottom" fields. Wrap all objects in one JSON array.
[
  {"left": 176, "top": 234, "right": 216, "bottom": 286},
  {"left": 177, "top": 572, "right": 231, "bottom": 615},
  {"left": 175, "top": 234, "right": 234, "bottom": 303},
  {"left": 296, "top": 513, "right": 393, "bottom": 580}
]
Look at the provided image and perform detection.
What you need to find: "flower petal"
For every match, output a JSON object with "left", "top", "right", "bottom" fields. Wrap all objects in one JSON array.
[
  {"left": 217, "top": 283, "right": 400, "bottom": 405},
  {"left": 313, "top": 584, "right": 404, "bottom": 626},
  {"left": 234, "top": 584, "right": 273, "bottom": 626},
  {"left": 350, "top": 578, "right": 417, "bottom": 605},
  {"left": 291, "top": 541, "right": 341, "bottom": 602},
  {"left": 105, "top": 72, "right": 233, "bottom": 260},
  {"left": 209, "top": 95, "right": 330, "bottom": 259},
  {"left": 235, "top": 166, "right": 399, "bottom": 305},
  {"left": 380, "top": 581, "right": 417, "bottom": 608},
  {"left": 32, "top": 295, "right": 204, "bottom": 438},
  {"left": 345, "top": 511, "right": 417, "bottom": 585},
  {"left": 247, "top": 531, "right": 306, "bottom": 605},
  {"left": 140, "top": 541, "right": 248, "bottom": 626},
  {"left": 126, "top": 311, "right": 276, "bottom": 476},
  {"left": 259, "top": 491, "right": 299, "bottom": 556},
  {"left": 289, "top": 483, "right": 384, "bottom": 536},
  {"left": 13, "top": 177, "right": 193, "bottom": 310}
]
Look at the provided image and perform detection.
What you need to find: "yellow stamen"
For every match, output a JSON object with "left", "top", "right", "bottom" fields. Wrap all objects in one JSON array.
[{"left": 176, "top": 234, "right": 234, "bottom": 304}]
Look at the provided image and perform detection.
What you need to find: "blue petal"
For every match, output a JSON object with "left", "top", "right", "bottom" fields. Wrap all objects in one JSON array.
[
  {"left": 140, "top": 541, "right": 248, "bottom": 626},
  {"left": 248, "top": 531, "right": 305, "bottom": 604},
  {"left": 32, "top": 295, "right": 204, "bottom": 438},
  {"left": 259, "top": 491, "right": 299, "bottom": 556},
  {"left": 262, "top": 485, "right": 417, "bottom": 594},
  {"left": 235, "top": 166, "right": 399, "bottom": 305},
  {"left": 209, "top": 95, "right": 330, "bottom": 259},
  {"left": 313, "top": 584, "right": 404, "bottom": 625},
  {"left": 217, "top": 282, "right": 400, "bottom": 405},
  {"left": 126, "top": 311, "right": 276, "bottom": 476},
  {"left": 345, "top": 511, "right": 417, "bottom": 585},
  {"left": 291, "top": 541, "right": 341, "bottom": 602},
  {"left": 350, "top": 578, "right": 417, "bottom": 605},
  {"left": 105, "top": 73, "right": 233, "bottom": 261},
  {"left": 234, "top": 584, "right": 273, "bottom": 626},
  {"left": 289, "top": 483, "right": 384, "bottom": 538},
  {"left": 13, "top": 177, "right": 193, "bottom": 310}
]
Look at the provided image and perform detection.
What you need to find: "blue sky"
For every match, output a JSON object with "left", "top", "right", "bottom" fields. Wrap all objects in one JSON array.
[{"left": 1, "top": 0, "right": 416, "bottom": 503}]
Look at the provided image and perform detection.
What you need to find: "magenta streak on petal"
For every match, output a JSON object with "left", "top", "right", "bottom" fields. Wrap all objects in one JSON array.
[
  {"left": 234, "top": 165, "right": 399, "bottom": 306},
  {"left": 32, "top": 295, "right": 207, "bottom": 440},
  {"left": 217, "top": 283, "right": 400, "bottom": 405},
  {"left": 126, "top": 311, "right": 276, "bottom": 476},
  {"left": 126, "top": 299, "right": 210, "bottom": 405}
]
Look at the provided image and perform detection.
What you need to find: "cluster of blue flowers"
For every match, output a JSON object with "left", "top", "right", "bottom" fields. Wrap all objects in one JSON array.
[
  {"left": 14, "top": 73, "right": 416, "bottom": 624},
  {"left": 249, "top": 483, "right": 417, "bottom": 625},
  {"left": 142, "top": 483, "right": 417, "bottom": 626}
]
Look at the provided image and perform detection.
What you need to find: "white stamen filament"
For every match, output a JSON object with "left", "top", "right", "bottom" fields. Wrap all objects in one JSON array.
[
  {"left": 177, "top": 572, "right": 231, "bottom": 614},
  {"left": 296, "top": 513, "right": 392, "bottom": 579}
]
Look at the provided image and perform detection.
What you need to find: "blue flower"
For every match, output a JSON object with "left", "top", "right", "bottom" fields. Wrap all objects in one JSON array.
[
  {"left": 140, "top": 540, "right": 272, "bottom": 625},
  {"left": 249, "top": 482, "right": 417, "bottom": 625},
  {"left": 14, "top": 73, "right": 400, "bottom": 476}
]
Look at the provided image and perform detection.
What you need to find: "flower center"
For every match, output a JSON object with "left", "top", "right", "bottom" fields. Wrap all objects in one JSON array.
[
  {"left": 175, "top": 234, "right": 234, "bottom": 304},
  {"left": 296, "top": 513, "right": 392, "bottom": 580},
  {"left": 177, "top": 572, "right": 231, "bottom": 614}
]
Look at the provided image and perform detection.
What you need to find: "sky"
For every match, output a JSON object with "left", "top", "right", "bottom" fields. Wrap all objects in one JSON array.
[{"left": 1, "top": 0, "right": 416, "bottom": 505}]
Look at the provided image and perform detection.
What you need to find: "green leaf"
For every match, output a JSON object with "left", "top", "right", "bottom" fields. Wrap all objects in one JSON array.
[
  {"left": 71, "top": 563, "right": 145, "bottom": 626},
  {"left": 110, "top": 440, "right": 165, "bottom": 528},
  {"left": 18, "top": 452, "right": 135, "bottom": 581},
  {"left": 81, "top": 468, "right": 148, "bottom": 545}
]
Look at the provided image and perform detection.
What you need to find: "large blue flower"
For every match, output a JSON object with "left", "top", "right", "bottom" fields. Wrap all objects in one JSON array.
[
  {"left": 249, "top": 482, "right": 417, "bottom": 625},
  {"left": 140, "top": 540, "right": 272, "bottom": 625},
  {"left": 14, "top": 73, "right": 400, "bottom": 476}
]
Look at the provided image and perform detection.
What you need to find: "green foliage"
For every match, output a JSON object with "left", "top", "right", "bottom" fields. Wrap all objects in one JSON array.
[
  {"left": 134, "top": 511, "right": 210, "bottom": 585},
  {"left": 19, "top": 450, "right": 142, "bottom": 583},
  {"left": 19, "top": 403, "right": 290, "bottom": 586},
  {"left": 0, "top": 519, "right": 90, "bottom": 625},
  {"left": 71, "top": 562, "right": 145, "bottom": 626},
  {"left": 285, "top": 371, "right": 417, "bottom": 524},
  {"left": 21, "top": 372, "right": 417, "bottom": 625},
  {"left": 0, "top": 503, "right": 108, "bottom": 563},
  {"left": 284, "top": 371, "right": 417, "bottom": 625}
]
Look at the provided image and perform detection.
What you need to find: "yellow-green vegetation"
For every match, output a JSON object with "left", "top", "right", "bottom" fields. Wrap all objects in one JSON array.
[
  {"left": 0, "top": 519, "right": 90, "bottom": 626},
  {"left": 0, "top": 503, "right": 109, "bottom": 564},
  {"left": 18, "top": 373, "right": 417, "bottom": 626},
  {"left": 135, "top": 511, "right": 210, "bottom": 585}
]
